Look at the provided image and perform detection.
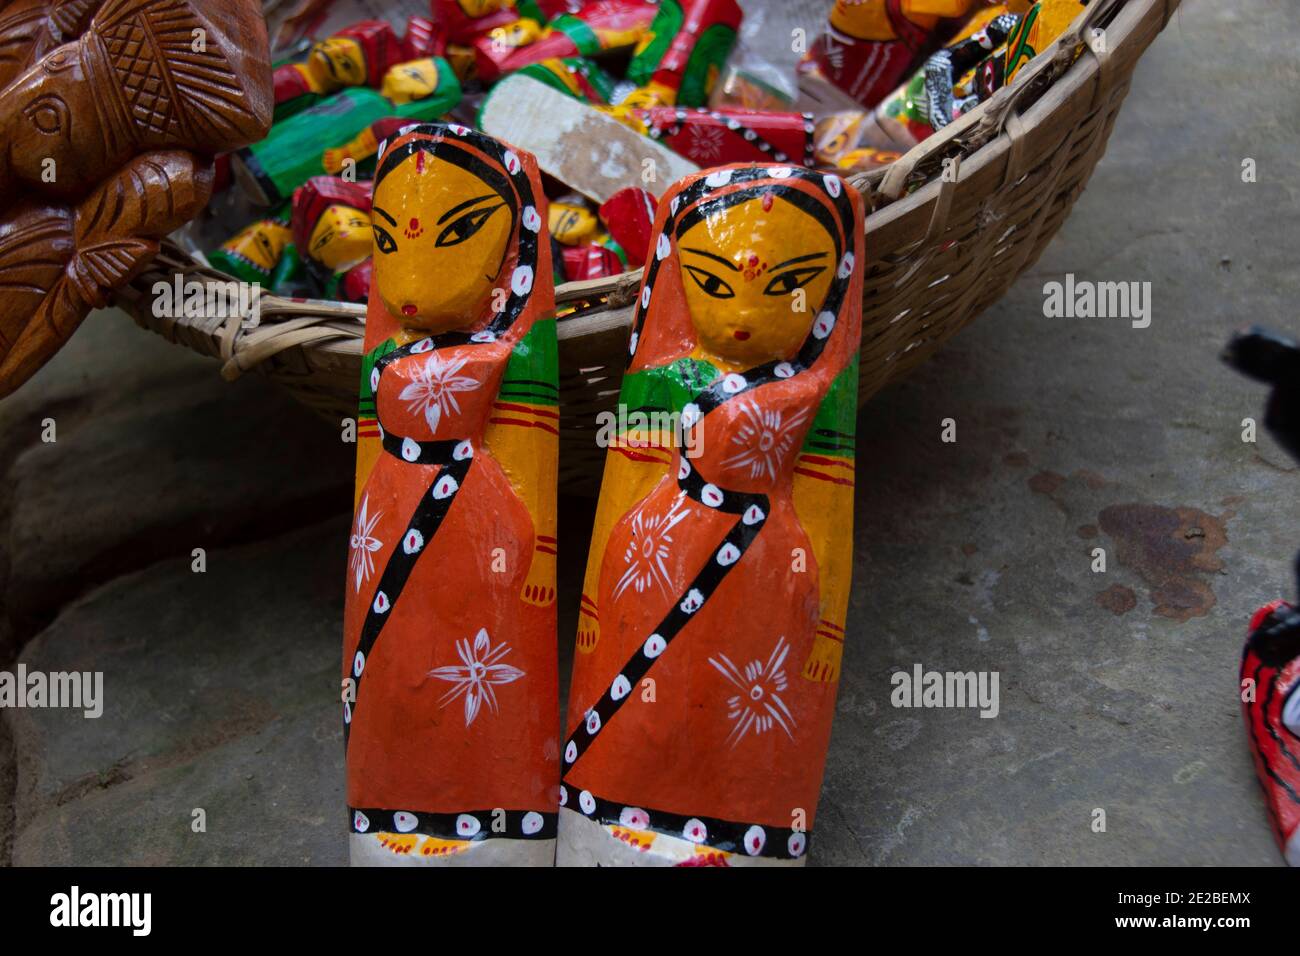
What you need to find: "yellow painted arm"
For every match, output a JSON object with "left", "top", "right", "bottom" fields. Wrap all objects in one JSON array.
[
  {"left": 485, "top": 402, "right": 559, "bottom": 606},
  {"left": 791, "top": 452, "right": 856, "bottom": 682}
]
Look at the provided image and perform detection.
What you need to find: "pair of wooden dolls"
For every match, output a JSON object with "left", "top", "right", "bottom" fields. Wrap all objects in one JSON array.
[{"left": 342, "top": 123, "right": 864, "bottom": 866}]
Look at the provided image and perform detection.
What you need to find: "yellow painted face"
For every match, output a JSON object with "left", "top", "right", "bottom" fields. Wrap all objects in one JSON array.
[
  {"left": 371, "top": 150, "right": 514, "bottom": 333},
  {"left": 307, "top": 37, "right": 366, "bottom": 92},
  {"left": 307, "top": 204, "right": 371, "bottom": 272},
  {"left": 381, "top": 58, "right": 442, "bottom": 104},
  {"left": 678, "top": 194, "right": 836, "bottom": 368},
  {"left": 487, "top": 18, "right": 542, "bottom": 50},
  {"left": 226, "top": 220, "right": 291, "bottom": 271},
  {"left": 620, "top": 81, "right": 674, "bottom": 110},
  {"left": 548, "top": 200, "right": 597, "bottom": 246}
]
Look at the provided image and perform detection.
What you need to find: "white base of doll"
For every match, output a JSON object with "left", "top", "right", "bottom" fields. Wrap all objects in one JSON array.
[
  {"left": 555, "top": 807, "right": 806, "bottom": 867},
  {"left": 349, "top": 833, "right": 555, "bottom": 866}
]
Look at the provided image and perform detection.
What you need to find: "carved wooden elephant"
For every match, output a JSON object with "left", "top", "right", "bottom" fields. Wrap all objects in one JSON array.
[{"left": 0, "top": 0, "right": 273, "bottom": 397}]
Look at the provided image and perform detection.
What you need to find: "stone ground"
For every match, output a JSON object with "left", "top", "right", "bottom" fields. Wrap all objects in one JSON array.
[{"left": 1, "top": 0, "right": 1297, "bottom": 865}]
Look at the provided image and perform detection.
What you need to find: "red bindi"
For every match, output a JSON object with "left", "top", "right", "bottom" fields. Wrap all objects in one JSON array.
[{"left": 761, "top": 192, "right": 774, "bottom": 211}]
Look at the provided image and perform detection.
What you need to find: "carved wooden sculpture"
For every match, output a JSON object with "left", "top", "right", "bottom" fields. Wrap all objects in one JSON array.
[
  {"left": 1225, "top": 327, "right": 1300, "bottom": 867},
  {"left": 0, "top": 0, "right": 272, "bottom": 397},
  {"left": 560, "top": 164, "right": 864, "bottom": 866},
  {"left": 343, "top": 123, "right": 560, "bottom": 865}
]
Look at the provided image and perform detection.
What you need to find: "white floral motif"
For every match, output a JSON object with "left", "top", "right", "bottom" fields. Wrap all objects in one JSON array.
[
  {"left": 721, "top": 401, "right": 811, "bottom": 482},
  {"left": 428, "top": 628, "right": 525, "bottom": 727},
  {"left": 708, "top": 637, "right": 796, "bottom": 747},
  {"left": 687, "top": 123, "right": 727, "bottom": 161},
  {"left": 348, "top": 495, "right": 383, "bottom": 593},
  {"left": 398, "top": 354, "right": 479, "bottom": 432},
  {"left": 612, "top": 495, "right": 689, "bottom": 601}
]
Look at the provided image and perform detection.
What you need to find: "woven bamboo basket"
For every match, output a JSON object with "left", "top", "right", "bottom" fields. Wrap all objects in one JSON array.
[{"left": 115, "top": 0, "right": 1181, "bottom": 494}]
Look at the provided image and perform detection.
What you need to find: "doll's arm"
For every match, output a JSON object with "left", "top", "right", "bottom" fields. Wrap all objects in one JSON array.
[
  {"left": 486, "top": 408, "right": 559, "bottom": 607},
  {"left": 791, "top": 360, "right": 860, "bottom": 683},
  {"left": 484, "top": 320, "right": 561, "bottom": 607},
  {"left": 792, "top": 459, "right": 855, "bottom": 682},
  {"left": 576, "top": 363, "right": 678, "bottom": 651},
  {"left": 577, "top": 427, "right": 673, "bottom": 650}
]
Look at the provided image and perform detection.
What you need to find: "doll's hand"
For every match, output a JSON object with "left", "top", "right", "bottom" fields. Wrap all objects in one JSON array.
[
  {"left": 576, "top": 593, "right": 600, "bottom": 652},
  {"left": 520, "top": 546, "right": 556, "bottom": 607},
  {"left": 801, "top": 621, "right": 844, "bottom": 683}
]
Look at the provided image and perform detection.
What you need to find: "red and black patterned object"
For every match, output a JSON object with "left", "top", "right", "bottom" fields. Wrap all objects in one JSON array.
[
  {"left": 640, "top": 107, "right": 817, "bottom": 169},
  {"left": 1241, "top": 600, "right": 1300, "bottom": 865},
  {"left": 1224, "top": 325, "right": 1300, "bottom": 866}
]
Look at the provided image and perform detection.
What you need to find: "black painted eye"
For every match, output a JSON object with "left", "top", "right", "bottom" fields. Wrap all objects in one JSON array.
[
  {"left": 764, "top": 266, "right": 825, "bottom": 296},
  {"left": 435, "top": 203, "right": 503, "bottom": 247},
  {"left": 683, "top": 265, "right": 735, "bottom": 299},
  {"left": 311, "top": 228, "right": 334, "bottom": 253},
  {"left": 373, "top": 224, "right": 397, "bottom": 254}
]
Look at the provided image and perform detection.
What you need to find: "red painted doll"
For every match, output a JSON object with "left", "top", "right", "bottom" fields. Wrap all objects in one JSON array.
[{"left": 343, "top": 124, "right": 560, "bottom": 865}]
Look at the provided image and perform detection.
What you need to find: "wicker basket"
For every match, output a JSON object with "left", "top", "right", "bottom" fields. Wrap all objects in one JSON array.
[{"left": 115, "top": 0, "right": 1181, "bottom": 494}]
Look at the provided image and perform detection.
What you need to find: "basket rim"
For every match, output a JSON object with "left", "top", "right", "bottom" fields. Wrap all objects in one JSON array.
[{"left": 120, "top": 0, "right": 1176, "bottom": 380}]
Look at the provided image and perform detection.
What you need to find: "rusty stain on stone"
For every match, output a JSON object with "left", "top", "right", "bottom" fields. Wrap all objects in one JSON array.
[
  {"left": 1074, "top": 469, "right": 1108, "bottom": 490},
  {"left": 1096, "top": 503, "right": 1230, "bottom": 622},
  {"left": 1077, "top": 524, "right": 1098, "bottom": 539},
  {"left": 1095, "top": 583, "right": 1137, "bottom": 616},
  {"left": 1028, "top": 470, "right": 1065, "bottom": 495}
]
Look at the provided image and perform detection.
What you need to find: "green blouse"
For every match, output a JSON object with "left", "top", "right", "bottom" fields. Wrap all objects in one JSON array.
[{"left": 617, "top": 353, "right": 859, "bottom": 458}]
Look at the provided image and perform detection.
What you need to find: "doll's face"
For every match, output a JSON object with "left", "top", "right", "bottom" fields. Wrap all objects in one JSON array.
[
  {"left": 487, "top": 19, "right": 541, "bottom": 50},
  {"left": 228, "top": 220, "right": 291, "bottom": 270},
  {"left": 677, "top": 194, "right": 835, "bottom": 368},
  {"left": 307, "top": 204, "right": 371, "bottom": 272},
  {"left": 548, "top": 200, "right": 597, "bottom": 246},
  {"left": 308, "top": 37, "right": 365, "bottom": 88},
  {"left": 371, "top": 150, "right": 513, "bottom": 332},
  {"left": 380, "top": 59, "right": 443, "bottom": 104}
]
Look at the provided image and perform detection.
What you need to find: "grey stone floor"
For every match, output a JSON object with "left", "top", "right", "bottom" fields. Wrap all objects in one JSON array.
[{"left": 1, "top": 0, "right": 1297, "bottom": 865}]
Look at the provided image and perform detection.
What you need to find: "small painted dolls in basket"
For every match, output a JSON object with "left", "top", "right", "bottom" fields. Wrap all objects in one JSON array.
[{"left": 560, "top": 164, "right": 865, "bottom": 865}]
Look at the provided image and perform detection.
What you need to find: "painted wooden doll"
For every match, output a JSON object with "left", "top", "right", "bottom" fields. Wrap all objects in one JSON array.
[
  {"left": 290, "top": 176, "right": 372, "bottom": 301},
  {"left": 343, "top": 123, "right": 559, "bottom": 866},
  {"left": 560, "top": 164, "right": 864, "bottom": 866}
]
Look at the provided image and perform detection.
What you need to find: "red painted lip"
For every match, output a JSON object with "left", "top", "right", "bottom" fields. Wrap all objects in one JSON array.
[
  {"left": 401, "top": 304, "right": 417, "bottom": 316},
  {"left": 733, "top": 330, "right": 750, "bottom": 341}
]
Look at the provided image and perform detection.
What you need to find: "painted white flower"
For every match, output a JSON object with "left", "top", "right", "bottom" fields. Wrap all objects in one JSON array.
[
  {"left": 398, "top": 354, "right": 479, "bottom": 432},
  {"left": 348, "top": 494, "right": 383, "bottom": 593},
  {"left": 687, "top": 123, "right": 727, "bottom": 161},
  {"left": 721, "top": 401, "right": 810, "bottom": 482},
  {"left": 612, "top": 495, "right": 689, "bottom": 601},
  {"left": 708, "top": 637, "right": 796, "bottom": 747},
  {"left": 429, "top": 628, "right": 525, "bottom": 727}
]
